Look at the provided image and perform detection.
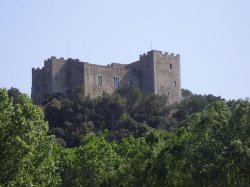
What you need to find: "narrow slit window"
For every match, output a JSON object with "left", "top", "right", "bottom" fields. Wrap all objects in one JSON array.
[
  {"left": 113, "top": 77, "right": 120, "bottom": 89},
  {"left": 98, "top": 76, "right": 102, "bottom": 86},
  {"left": 170, "top": 64, "right": 172, "bottom": 69},
  {"left": 174, "top": 81, "right": 177, "bottom": 87}
]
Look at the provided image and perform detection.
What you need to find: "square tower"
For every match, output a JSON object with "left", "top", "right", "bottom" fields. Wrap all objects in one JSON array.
[{"left": 127, "top": 50, "right": 181, "bottom": 104}]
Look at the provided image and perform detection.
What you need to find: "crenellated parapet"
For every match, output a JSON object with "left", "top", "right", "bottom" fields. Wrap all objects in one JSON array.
[
  {"left": 32, "top": 67, "right": 45, "bottom": 74},
  {"left": 32, "top": 67, "right": 40, "bottom": 71},
  {"left": 139, "top": 50, "right": 180, "bottom": 60}
]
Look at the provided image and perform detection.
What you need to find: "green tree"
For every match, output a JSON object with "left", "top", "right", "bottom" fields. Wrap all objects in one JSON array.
[
  {"left": 116, "top": 85, "right": 142, "bottom": 113},
  {"left": 114, "top": 136, "right": 151, "bottom": 186},
  {"left": 58, "top": 147, "right": 77, "bottom": 187},
  {"left": 72, "top": 133, "right": 119, "bottom": 187},
  {"left": 145, "top": 129, "right": 192, "bottom": 186},
  {"left": 183, "top": 101, "right": 250, "bottom": 186},
  {"left": 226, "top": 101, "right": 250, "bottom": 185},
  {"left": 183, "top": 101, "right": 231, "bottom": 186},
  {"left": 0, "top": 88, "right": 60, "bottom": 186},
  {"left": 181, "top": 88, "right": 193, "bottom": 99},
  {"left": 173, "top": 93, "right": 224, "bottom": 125},
  {"left": 93, "top": 93, "right": 126, "bottom": 131},
  {"left": 44, "top": 96, "right": 95, "bottom": 147},
  {"left": 132, "top": 94, "right": 170, "bottom": 129},
  {"left": 113, "top": 130, "right": 168, "bottom": 186}
]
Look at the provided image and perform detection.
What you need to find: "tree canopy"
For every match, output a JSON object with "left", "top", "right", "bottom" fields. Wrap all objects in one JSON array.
[
  {"left": 0, "top": 88, "right": 60, "bottom": 186},
  {"left": 1, "top": 87, "right": 249, "bottom": 186}
]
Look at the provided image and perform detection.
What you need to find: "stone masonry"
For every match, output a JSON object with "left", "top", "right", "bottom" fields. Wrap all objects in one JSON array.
[{"left": 32, "top": 50, "right": 181, "bottom": 104}]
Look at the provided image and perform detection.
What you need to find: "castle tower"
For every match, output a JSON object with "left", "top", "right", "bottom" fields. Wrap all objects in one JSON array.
[
  {"left": 127, "top": 50, "right": 181, "bottom": 104},
  {"left": 32, "top": 57, "right": 85, "bottom": 104},
  {"left": 153, "top": 50, "right": 181, "bottom": 104}
]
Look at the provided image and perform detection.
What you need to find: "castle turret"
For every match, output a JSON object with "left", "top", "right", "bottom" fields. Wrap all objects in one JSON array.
[
  {"left": 152, "top": 50, "right": 181, "bottom": 104},
  {"left": 127, "top": 50, "right": 181, "bottom": 104}
]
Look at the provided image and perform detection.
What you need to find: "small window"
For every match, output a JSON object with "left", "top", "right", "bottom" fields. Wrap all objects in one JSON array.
[
  {"left": 170, "top": 64, "right": 172, "bottom": 69},
  {"left": 113, "top": 77, "right": 120, "bottom": 89},
  {"left": 98, "top": 76, "right": 102, "bottom": 86},
  {"left": 174, "top": 81, "right": 177, "bottom": 87},
  {"left": 127, "top": 80, "right": 133, "bottom": 85},
  {"left": 167, "top": 92, "right": 170, "bottom": 95}
]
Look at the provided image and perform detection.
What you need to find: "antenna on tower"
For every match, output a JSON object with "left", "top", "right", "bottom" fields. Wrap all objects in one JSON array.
[{"left": 67, "top": 40, "right": 69, "bottom": 58}]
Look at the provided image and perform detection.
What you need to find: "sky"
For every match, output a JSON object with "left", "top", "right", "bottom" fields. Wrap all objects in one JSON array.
[{"left": 0, "top": 0, "right": 249, "bottom": 100}]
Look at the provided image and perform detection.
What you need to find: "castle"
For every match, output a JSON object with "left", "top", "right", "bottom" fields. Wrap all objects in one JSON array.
[{"left": 32, "top": 50, "right": 181, "bottom": 104}]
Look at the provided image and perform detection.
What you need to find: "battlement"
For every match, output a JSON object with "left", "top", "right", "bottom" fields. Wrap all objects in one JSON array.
[
  {"left": 32, "top": 67, "right": 43, "bottom": 72},
  {"left": 44, "top": 56, "right": 58, "bottom": 63},
  {"left": 67, "top": 58, "right": 80, "bottom": 62},
  {"left": 139, "top": 50, "right": 180, "bottom": 59},
  {"left": 43, "top": 56, "right": 84, "bottom": 64}
]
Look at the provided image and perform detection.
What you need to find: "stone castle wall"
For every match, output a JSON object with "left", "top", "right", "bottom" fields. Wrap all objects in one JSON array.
[
  {"left": 127, "top": 51, "right": 155, "bottom": 94},
  {"left": 32, "top": 50, "right": 181, "bottom": 104},
  {"left": 32, "top": 57, "right": 85, "bottom": 103},
  {"left": 32, "top": 67, "right": 46, "bottom": 104},
  {"left": 153, "top": 51, "right": 181, "bottom": 104},
  {"left": 84, "top": 63, "right": 141, "bottom": 98},
  {"left": 126, "top": 50, "right": 181, "bottom": 104}
]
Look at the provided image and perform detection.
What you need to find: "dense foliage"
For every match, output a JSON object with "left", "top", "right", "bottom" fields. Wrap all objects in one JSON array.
[
  {"left": 1, "top": 87, "right": 249, "bottom": 186},
  {"left": 42, "top": 86, "right": 224, "bottom": 147},
  {"left": 42, "top": 86, "right": 169, "bottom": 147},
  {"left": 0, "top": 88, "right": 60, "bottom": 186}
]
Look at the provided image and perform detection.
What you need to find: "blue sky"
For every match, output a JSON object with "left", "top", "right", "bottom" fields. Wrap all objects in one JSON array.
[{"left": 0, "top": 0, "right": 249, "bottom": 100}]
